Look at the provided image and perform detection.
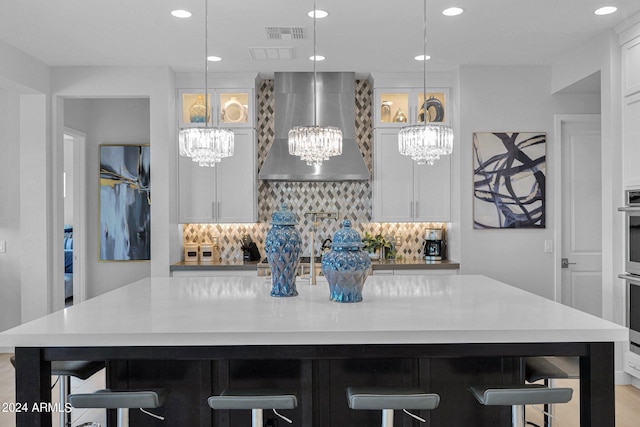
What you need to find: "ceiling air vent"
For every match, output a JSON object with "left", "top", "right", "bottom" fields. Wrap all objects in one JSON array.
[
  {"left": 249, "top": 47, "right": 294, "bottom": 61},
  {"left": 265, "top": 27, "right": 305, "bottom": 40}
]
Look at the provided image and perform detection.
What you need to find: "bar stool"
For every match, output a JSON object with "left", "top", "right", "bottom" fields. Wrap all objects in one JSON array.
[
  {"left": 68, "top": 389, "right": 170, "bottom": 427},
  {"left": 10, "top": 356, "right": 104, "bottom": 427},
  {"left": 208, "top": 389, "right": 297, "bottom": 427},
  {"left": 469, "top": 384, "right": 573, "bottom": 427},
  {"left": 525, "top": 357, "right": 579, "bottom": 427},
  {"left": 346, "top": 387, "right": 440, "bottom": 427}
]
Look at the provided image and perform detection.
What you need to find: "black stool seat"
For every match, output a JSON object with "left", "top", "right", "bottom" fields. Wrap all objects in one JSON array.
[
  {"left": 69, "top": 389, "right": 170, "bottom": 409},
  {"left": 525, "top": 356, "right": 579, "bottom": 383},
  {"left": 208, "top": 389, "right": 297, "bottom": 410},
  {"left": 469, "top": 384, "right": 573, "bottom": 406},
  {"left": 10, "top": 356, "right": 104, "bottom": 380},
  {"left": 346, "top": 387, "right": 440, "bottom": 410}
]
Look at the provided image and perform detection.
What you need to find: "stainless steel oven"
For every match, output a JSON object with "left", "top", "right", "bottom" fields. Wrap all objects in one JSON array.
[
  {"left": 623, "top": 275, "right": 640, "bottom": 355},
  {"left": 619, "top": 190, "right": 640, "bottom": 276}
]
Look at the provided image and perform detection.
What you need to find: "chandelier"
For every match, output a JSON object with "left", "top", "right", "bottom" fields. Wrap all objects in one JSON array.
[
  {"left": 178, "top": 0, "right": 234, "bottom": 167},
  {"left": 288, "top": 1, "right": 342, "bottom": 166},
  {"left": 398, "top": 0, "right": 453, "bottom": 165}
]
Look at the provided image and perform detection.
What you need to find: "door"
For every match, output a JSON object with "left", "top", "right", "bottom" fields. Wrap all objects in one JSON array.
[{"left": 561, "top": 117, "right": 602, "bottom": 316}]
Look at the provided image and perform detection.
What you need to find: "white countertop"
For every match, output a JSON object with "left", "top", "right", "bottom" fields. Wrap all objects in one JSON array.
[{"left": 0, "top": 275, "right": 628, "bottom": 348}]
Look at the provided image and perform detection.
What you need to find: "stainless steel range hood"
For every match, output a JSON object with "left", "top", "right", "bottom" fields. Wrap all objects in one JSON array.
[{"left": 258, "top": 72, "right": 370, "bottom": 181}]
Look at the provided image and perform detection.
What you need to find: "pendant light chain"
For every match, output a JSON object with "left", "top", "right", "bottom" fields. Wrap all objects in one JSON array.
[
  {"left": 397, "top": 0, "right": 454, "bottom": 165},
  {"left": 178, "top": 0, "right": 235, "bottom": 167},
  {"left": 287, "top": 0, "right": 343, "bottom": 166}
]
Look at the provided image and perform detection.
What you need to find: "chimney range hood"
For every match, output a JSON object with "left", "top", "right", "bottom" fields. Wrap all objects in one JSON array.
[{"left": 258, "top": 72, "right": 370, "bottom": 181}]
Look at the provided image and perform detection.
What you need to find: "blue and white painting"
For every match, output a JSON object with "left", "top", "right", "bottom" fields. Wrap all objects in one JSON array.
[
  {"left": 473, "top": 132, "right": 546, "bottom": 229},
  {"left": 100, "top": 145, "right": 151, "bottom": 261}
]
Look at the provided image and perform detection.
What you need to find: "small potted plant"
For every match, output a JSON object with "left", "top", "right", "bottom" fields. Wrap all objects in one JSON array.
[{"left": 362, "top": 232, "right": 394, "bottom": 260}]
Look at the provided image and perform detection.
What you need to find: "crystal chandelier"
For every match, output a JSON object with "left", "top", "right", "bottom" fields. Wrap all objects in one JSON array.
[
  {"left": 288, "top": 1, "right": 342, "bottom": 166},
  {"left": 178, "top": 0, "right": 234, "bottom": 167},
  {"left": 398, "top": 0, "right": 453, "bottom": 165}
]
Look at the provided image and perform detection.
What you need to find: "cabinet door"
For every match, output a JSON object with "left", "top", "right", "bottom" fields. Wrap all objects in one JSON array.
[
  {"left": 178, "top": 154, "right": 216, "bottom": 223},
  {"left": 216, "top": 128, "right": 257, "bottom": 223},
  {"left": 373, "top": 129, "right": 415, "bottom": 221},
  {"left": 414, "top": 154, "right": 451, "bottom": 222},
  {"left": 624, "top": 93, "right": 640, "bottom": 187}
]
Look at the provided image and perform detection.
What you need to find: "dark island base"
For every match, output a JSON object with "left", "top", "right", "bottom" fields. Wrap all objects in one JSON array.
[{"left": 15, "top": 342, "right": 614, "bottom": 427}]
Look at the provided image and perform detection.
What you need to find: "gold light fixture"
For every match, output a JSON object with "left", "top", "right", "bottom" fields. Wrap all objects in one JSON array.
[
  {"left": 179, "top": 0, "right": 234, "bottom": 167},
  {"left": 288, "top": 0, "right": 342, "bottom": 166},
  {"left": 398, "top": 0, "right": 453, "bottom": 165}
]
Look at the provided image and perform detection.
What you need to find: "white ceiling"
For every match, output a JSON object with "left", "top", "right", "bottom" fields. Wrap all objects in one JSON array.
[{"left": 1, "top": 0, "right": 639, "bottom": 78}]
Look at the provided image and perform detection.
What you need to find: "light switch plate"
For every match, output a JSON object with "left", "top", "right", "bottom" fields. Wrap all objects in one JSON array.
[
  {"left": 544, "top": 240, "right": 553, "bottom": 253},
  {"left": 0, "top": 240, "right": 5, "bottom": 253}
]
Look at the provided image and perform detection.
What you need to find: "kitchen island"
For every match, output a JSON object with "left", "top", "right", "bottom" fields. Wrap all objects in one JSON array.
[{"left": 0, "top": 275, "right": 627, "bottom": 427}]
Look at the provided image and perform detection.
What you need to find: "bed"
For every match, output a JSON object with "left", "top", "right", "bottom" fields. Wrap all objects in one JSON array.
[{"left": 63, "top": 224, "right": 73, "bottom": 301}]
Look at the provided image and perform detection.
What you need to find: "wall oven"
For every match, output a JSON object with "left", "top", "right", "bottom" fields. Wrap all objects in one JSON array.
[{"left": 620, "top": 189, "right": 640, "bottom": 355}]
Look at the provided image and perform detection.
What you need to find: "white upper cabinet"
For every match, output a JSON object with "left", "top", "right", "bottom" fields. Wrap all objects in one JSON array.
[
  {"left": 373, "top": 128, "right": 451, "bottom": 222},
  {"left": 178, "top": 128, "right": 257, "bottom": 223},
  {"left": 621, "top": 27, "right": 640, "bottom": 187}
]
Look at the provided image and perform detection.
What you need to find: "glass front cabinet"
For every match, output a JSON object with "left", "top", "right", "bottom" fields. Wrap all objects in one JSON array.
[
  {"left": 178, "top": 89, "right": 254, "bottom": 128},
  {"left": 374, "top": 88, "right": 450, "bottom": 127}
]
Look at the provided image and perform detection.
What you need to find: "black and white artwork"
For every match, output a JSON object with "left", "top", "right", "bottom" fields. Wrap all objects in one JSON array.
[{"left": 473, "top": 132, "right": 546, "bottom": 229}]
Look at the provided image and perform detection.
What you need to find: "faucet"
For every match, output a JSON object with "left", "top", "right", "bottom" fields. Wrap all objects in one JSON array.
[{"left": 304, "top": 211, "right": 338, "bottom": 285}]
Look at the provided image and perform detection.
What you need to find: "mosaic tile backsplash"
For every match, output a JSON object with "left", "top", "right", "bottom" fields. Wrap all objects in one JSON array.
[{"left": 182, "top": 79, "right": 446, "bottom": 261}]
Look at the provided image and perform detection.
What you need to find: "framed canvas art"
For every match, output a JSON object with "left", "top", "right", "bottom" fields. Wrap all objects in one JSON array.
[
  {"left": 473, "top": 132, "right": 546, "bottom": 229},
  {"left": 99, "top": 144, "right": 151, "bottom": 261}
]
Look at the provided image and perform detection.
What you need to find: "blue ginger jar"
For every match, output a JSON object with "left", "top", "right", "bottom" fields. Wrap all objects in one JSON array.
[
  {"left": 321, "top": 220, "right": 371, "bottom": 303},
  {"left": 265, "top": 204, "right": 302, "bottom": 297}
]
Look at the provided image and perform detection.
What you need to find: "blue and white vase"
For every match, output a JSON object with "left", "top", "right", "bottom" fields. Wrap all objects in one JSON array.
[
  {"left": 265, "top": 204, "right": 302, "bottom": 297},
  {"left": 321, "top": 220, "right": 371, "bottom": 303}
]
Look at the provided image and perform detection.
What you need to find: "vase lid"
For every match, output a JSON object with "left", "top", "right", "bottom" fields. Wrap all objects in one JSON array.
[
  {"left": 331, "top": 220, "right": 364, "bottom": 248},
  {"left": 270, "top": 203, "right": 298, "bottom": 226}
]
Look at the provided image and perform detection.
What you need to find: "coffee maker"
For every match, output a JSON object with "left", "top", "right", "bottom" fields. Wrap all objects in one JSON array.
[{"left": 420, "top": 228, "right": 446, "bottom": 261}]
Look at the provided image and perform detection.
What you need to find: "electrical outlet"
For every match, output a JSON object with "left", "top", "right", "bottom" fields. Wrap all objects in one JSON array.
[
  {"left": 0, "top": 240, "right": 5, "bottom": 253},
  {"left": 395, "top": 236, "right": 403, "bottom": 247}
]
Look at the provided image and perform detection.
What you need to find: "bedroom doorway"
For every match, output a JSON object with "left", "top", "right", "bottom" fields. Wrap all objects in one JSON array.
[{"left": 63, "top": 128, "right": 87, "bottom": 305}]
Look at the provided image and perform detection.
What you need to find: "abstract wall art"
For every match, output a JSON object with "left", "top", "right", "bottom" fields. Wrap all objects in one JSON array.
[
  {"left": 99, "top": 144, "right": 151, "bottom": 261},
  {"left": 473, "top": 132, "right": 546, "bottom": 229}
]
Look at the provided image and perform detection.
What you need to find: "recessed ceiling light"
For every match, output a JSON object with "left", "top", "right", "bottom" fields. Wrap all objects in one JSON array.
[
  {"left": 442, "top": 7, "right": 464, "bottom": 16},
  {"left": 414, "top": 54, "right": 431, "bottom": 61},
  {"left": 307, "top": 9, "right": 329, "bottom": 18},
  {"left": 207, "top": 56, "right": 222, "bottom": 62},
  {"left": 310, "top": 55, "right": 326, "bottom": 61},
  {"left": 171, "top": 9, "right": 192, "bottom": 18},
  {"left": 594, "top": 6, "right": 617, "bottom": 15}
]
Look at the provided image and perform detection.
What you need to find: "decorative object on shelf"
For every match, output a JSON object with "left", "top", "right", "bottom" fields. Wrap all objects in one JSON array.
[
  {"left": 418, "top": 94, "right": 445, "bottom": 122},
  {"left": 381, "top": 100, "right": 393, "bottom": 122},
  {"left": 288, "top": 0, "right": 343, "bottom": 166},
  {"left": 265, "top": 204, "right": 302, "bottom": 297},
  {"left": 222, "top": 96, "right": 247, "bottom": 123},
  {"left": 398, "top": 0, "right": 453, "bottom": 165},
  {"left": 473, "top": 132, "right": 546, "bottom": 229},
  {"left": 99, "top": 144, "right": 150, "bottom": 261},
  {"left": 189, "top": 95, "right": 210, "bottom": 123},
  {"left": 178, "top": 0, "right": 234, "bottom": 167},
  {"left": 361, "top": 232, "right": 395, "bottom": 260},
  {"left": 321, "top": 220, "right": 371, "bottom": 303},
  {"left": 392, "top": 109, "right": 408, "bottom": 123}
]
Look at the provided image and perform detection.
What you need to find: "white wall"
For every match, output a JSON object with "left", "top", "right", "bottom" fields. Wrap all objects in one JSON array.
[
  {"left": 51, "top": 67, "right": 179, "bottom": 302},
  {"left": 459, "top": 66, "right": 601, "bottom": 299},
  {"left": 0, "top": 88, "right": 22, "bottom": 331},
  {"left": 64, "top": 99, "right": 152, "bottom": 297}
]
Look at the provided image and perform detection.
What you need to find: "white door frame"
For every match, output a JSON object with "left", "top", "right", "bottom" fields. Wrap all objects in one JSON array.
[
  {"left": 552, "top": 114, "right": 601, "bottom": 303},
  {"left": 63, "top": 127, "right": 87, "bottom": 304}
]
